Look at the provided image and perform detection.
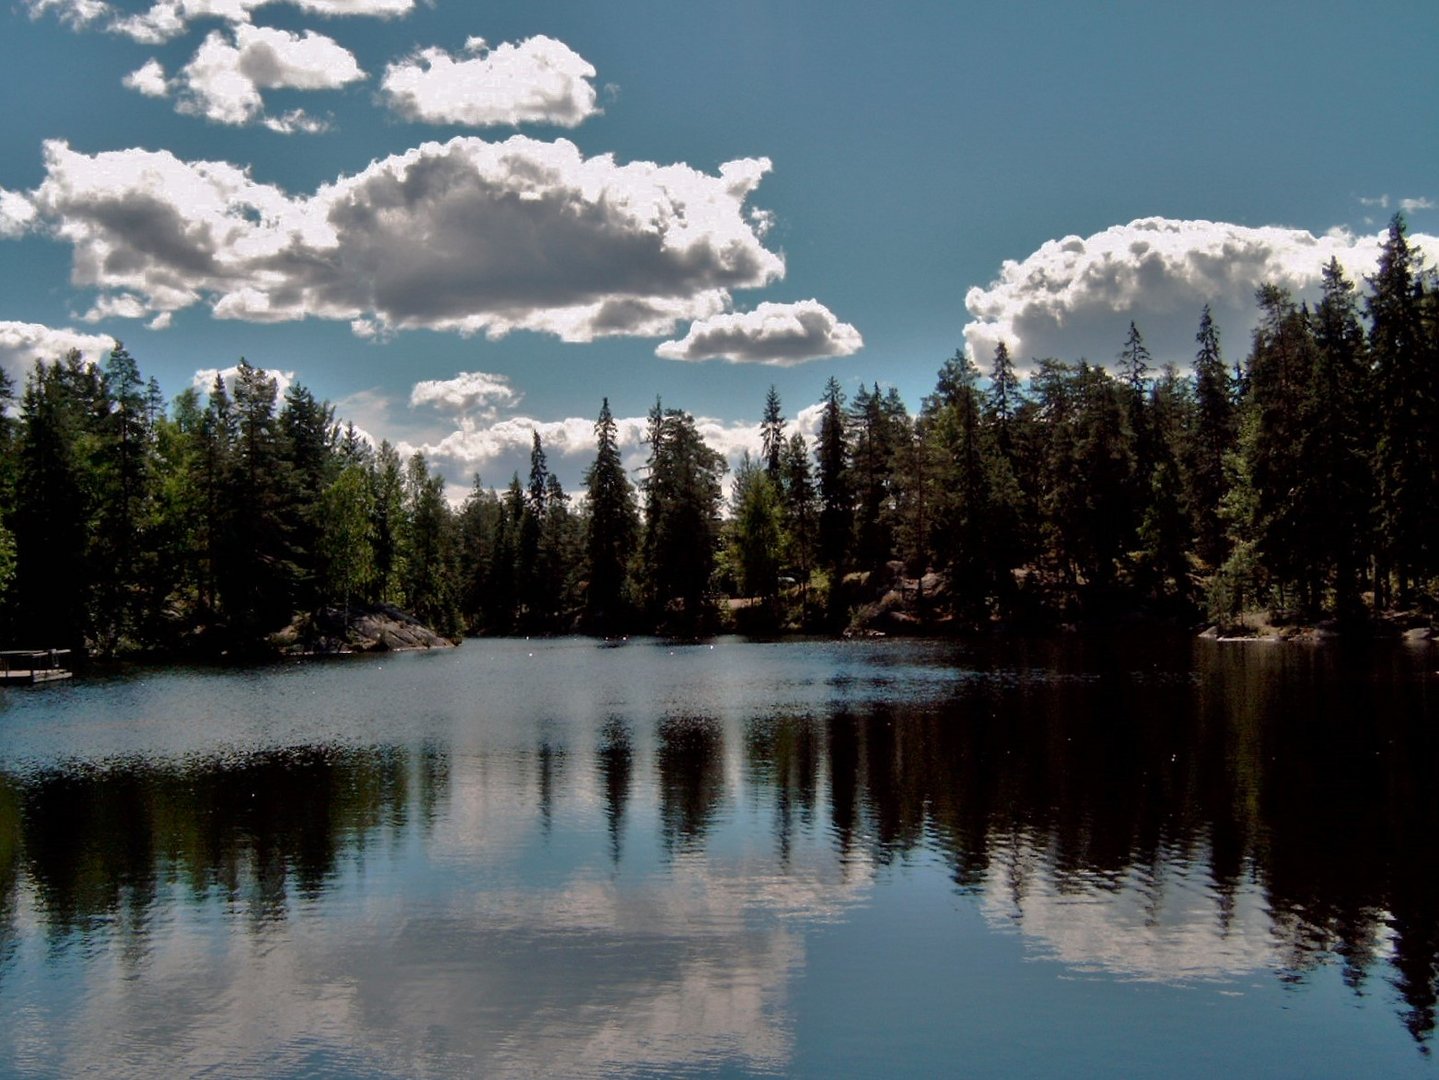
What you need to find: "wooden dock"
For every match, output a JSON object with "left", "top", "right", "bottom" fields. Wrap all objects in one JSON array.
[{"left": 0, "top": 650, "right": 73, "bottom": 686}]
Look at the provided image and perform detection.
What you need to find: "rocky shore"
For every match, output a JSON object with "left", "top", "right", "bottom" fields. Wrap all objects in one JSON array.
[{"left": 269, "top": 603, "right": 457, "bottom": 656}]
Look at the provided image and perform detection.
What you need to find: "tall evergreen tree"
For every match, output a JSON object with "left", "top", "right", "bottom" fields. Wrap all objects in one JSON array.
[
  {"left": 1310, "top": 259, "right": 1374, "bottom": 617},
  {"left": 780, "top": 431, "right": 818, "bottom": 613},
  {"left": 729, "top": 453, "right": 784, "bottom": 621},
  {"left": 1237, "top": 285, "right": 1323, "bottom": 612},
  {"left": 1187, "top": 305, "right": 1235, "bottom": 569},
  {"left": 642, "top": 406, "right": 726, "bottom": 632},
  {"left": 760, "top": 385, "right": 786, "bottom": 477},
  {"left": 518, "top": 431, "right": 549, "bottom": 627},
  {"left": 456, "top": 474, "right": 499, "bottom": 631},
  {"left": 814, "top": 377, "right": 850, "bottom": 579},
  {"left": 927, "top": 351, "right": 994, "bottom": 617},
  {"left": 583, "top": 398, "right": 638, "bottom": 632},
  {"left": 14, "top": 355, "right": 99, "bottom": 650},
  {"left": 95, "top": 342, "right": 154, "bottom": 647},
  {"left": 1366, "top": 213, "right": 1435, "bottom": 604},
  {"left": 369, "top": 441, "right": 407, "bottom": 606},
  {"left": 278, "top": 383, "right": 337, "bottom": 608},
  {"left": 220, "top": 360, "right": 292, "bottom": 636}
]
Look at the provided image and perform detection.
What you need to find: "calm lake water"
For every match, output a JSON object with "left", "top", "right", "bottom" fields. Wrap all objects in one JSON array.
[{"left": 0, "top": 635, "right": 1435, "bottom": 1078}]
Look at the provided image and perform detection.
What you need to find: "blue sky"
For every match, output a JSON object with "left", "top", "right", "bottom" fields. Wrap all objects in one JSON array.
[{"left": 2, "top": 0, "right": 1437, "bottom": 494}]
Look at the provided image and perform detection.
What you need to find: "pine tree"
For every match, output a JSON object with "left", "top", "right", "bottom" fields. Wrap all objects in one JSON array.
[
  {"left": 221, "top": 360, "right": 291, "bottom": 636},
  {"left": 1137, "top": 364, "right": 1194, "bottom": 607},
  {"left": 1367, "top": 213, "right": 1435, "bottom": 605},
  {"left": 847, "top": 383, "right": 905, "bottom": 575},
  {"left": 780, "top": 431, "right": 818, "bottom": 614},
  {"left": 402, "top": 454, "right": 459, "bottom": 635},
  {"left": 96, "top": 342, "right": 154, "bottom": 648},
  {"left": 369, "top": 441, "right": 407, "bottom": 606},
  {"left": 760, "top": 385, "right": 786, "bottom": 477},
  {"left": 1310, "top": 259, "right": 1374, "bottom": 618},
  {"left": 279, "top": 384, "right": 338, "bottom": 609},
  {"left": 642, "top": 406, "right": 726, "bottom": 633},
  {"left": 1240, "top": 285, "right": 1323, "bottom": 613},
  {"left": 518, "top": 431, "right": 549, "bottom": 627},
  {"left": 194, "top": 372, "right": 235, "bottom": 617},
  {"left": 14, "top": 356, "right": 99, "bottom": 650},
  {"left": 583, "top": 398, "right": 638, "bottom": 632},
  {"left": 729, "top": 453, "right": 784, "bottom": 622},
  {"left": 927, "top": 351, "right": 993, "bottom": 618},
  {"left": 815, "top": 377, "right": 850, "bottom": 580},
  {"left": 1188, "top": 305, "right": 1235, "bottom": 569},
  {"left": 456, "top": 474, "right": 499, "bottom": 631}
]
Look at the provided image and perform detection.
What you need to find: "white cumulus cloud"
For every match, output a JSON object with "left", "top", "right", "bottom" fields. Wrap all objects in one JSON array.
[
  {"left": 656, "top": 300, "right": 862, "bottom": 365},
  {"left": 410, "top": 370, "right": 520, "bottom": 415},
  {"left": 160, "top": 25, "right": 364, "bottom": 129},
  {"left": 962, "top": 217, "right": 1439, "bottom": 372},
  {"left": 0, "top": 191, "right": 38, "bottom": 237},
  {"left": 12, "top": 136, "right": 783, "bottom": 342},
  {"left": 0, "top": 321, "right": 115, "bottom": 379},
  {"left": 79, "top": 293, "right": 151, "bottom": 322},
  {"left": 382, "top": 35, "right": 600, "bottom": 129},
  {"left": 123, "top": 57, "right": 170, "bottom": 97},
  {"left": 25, "top": 0, "right": 415, "bottom": 44}
]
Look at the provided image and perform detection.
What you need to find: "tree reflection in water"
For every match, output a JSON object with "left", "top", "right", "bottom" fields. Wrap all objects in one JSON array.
[{"left": 0, "top": 638, "right": 1433, "bottom": 1054}]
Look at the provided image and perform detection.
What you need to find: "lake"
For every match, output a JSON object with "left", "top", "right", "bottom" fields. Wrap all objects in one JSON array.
[{"left": 0, "top": 635, "right": 1435, "bottom": 1078}]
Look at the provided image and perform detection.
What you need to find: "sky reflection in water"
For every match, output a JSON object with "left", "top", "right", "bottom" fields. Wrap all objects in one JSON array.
[{"left": 0, "top": 636, "right": 1435, "bottom": 1078}]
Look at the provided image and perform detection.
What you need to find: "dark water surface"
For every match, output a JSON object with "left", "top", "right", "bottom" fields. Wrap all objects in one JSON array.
[{"left": 0, "top": 635, "right": 1435, "bottom": 1078}]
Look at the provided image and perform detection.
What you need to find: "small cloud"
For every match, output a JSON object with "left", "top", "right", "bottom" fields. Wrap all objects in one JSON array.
[
  {"left": 26, "top": 0, "right": 418, "bottom": 44},
  {"left": 656, "top": 300, "right": 863, "bottom": 365},
  {"left": 0, "top": 190, "right": 37, "bottom": 237},
  {"left": 1359, "top": 194, "right": 1391, "bottom": 209},
  {"left": 123, "top": 58, "right": 169, "bottom": 98},
  {"left": 381, "top": 35, "right": 600, "bottom": 128},
  {"left": 1400, "top": 196, "right": 1435, "bottom": 214},
  {"left": 79, "top": 293, "right": 150, "bottom": 322},
  {"left": 409, "top": 370, "right": 520, "bottom": 416},
  {"left": 263, "top": 109, "right": 332, "bottom": 135},
  {"left": 172, "top": 25, "right": 364, "bottom": 130}
]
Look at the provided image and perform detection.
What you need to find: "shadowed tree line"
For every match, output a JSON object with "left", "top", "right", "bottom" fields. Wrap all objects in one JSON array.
[
  {"left": 715, "top": 215, "right": 1439, "bottom": 634},
  {"left": 1, "top": 216, "right": 1435, "bottom": 649}
]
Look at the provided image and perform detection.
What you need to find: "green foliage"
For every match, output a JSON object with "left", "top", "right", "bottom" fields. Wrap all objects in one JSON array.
[
  {"left": 1, "top": 230, "right": 1435, "bottom": 649},
  {"left": 583, "top": 398, "right": 638, "bottom": 632},
  {"left": 641, "top": 402, "right": 726, "bottom": 633},
  {"left": 729, "top": 454, "right": 784, "bottom": 612},
  {"left": 319, "top": 464, "right": 376, "bottom": 610}
]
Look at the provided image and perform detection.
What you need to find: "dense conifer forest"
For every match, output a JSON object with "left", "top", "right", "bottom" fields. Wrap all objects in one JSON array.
[{"left": 0, "top": 215, "right": 1435, "bottom": 655}]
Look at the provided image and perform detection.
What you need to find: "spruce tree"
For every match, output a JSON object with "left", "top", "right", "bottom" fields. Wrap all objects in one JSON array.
[
  {"left": 1188, "top": 305, "right": 1235, "bottom": 569},
  {"left": 729, "top": 453, "right": 784, "bottom": 622},
  {"left": 780, "top": 431, "right": 818, "bottom": 613},
  {"left": 815, "top": 377, "right": 850, "bottom": 579},
  {"left": 583, "top": 398, "right": 638, "bottom": 632},
  {"left": 642, "top": 406, "right": 726, "bottom": 633},
  {"left": 1367, "top": 214, "right": 1434, "bottom": 605},
  {"left": 760, "top": 386, "right": 786, "bottom": 477}
]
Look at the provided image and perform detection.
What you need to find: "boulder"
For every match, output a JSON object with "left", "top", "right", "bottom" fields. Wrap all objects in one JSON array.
[{"left": 271, "top": 603, "right": 456, "bottom": 655}]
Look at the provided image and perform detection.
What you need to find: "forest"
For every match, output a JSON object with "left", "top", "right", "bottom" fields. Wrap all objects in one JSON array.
[{"left": 0, "top": 215, "right": 1434, "bottom": 656}]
